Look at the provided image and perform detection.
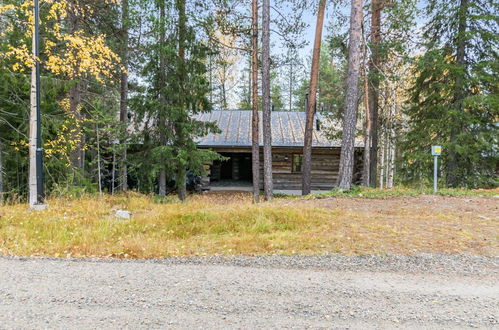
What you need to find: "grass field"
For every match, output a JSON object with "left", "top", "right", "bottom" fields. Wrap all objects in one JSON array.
[{"left": 0, "top": 188, "right": 497, "bottom": 258}]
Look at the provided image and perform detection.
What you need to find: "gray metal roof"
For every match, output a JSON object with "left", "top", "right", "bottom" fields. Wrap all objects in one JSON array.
[{"left": 195, "top": 110, "right": 364, "bottom": 148}]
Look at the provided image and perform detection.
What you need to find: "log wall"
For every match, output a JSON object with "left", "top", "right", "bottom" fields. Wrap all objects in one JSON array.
[{"left": 205, "top": 147, "right": 363, "bottom": 190}]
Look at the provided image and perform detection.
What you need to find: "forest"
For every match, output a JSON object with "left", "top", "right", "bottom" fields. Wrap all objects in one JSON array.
[{"left": 0, "top": 0, "right": 497, "bottom": 205}]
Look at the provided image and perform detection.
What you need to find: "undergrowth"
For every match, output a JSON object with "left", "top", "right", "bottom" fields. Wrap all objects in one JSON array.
[{"left": 0, "top": 189, "right": 496, "bottom": 258}]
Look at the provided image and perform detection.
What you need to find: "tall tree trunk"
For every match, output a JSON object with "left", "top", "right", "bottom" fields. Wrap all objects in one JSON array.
[
  {"left": 447, "top": 0, "right": 468, "bottom": 187},
  {"left": 337, "top": 0, "right": 364, "bottom": 190},
  {"left": 69, "top": 82, "right": 83, "bottom": 170},
  {"left": 221, "top": 67, "right": 227, "bottom": 109},
  {"left": 368, "top": 0, "right": 381, "bottom": 187},
  {"left": 29, "top": 16, "right": 38, "bottom": 207},
  {"left": 119, "top": 0, "right": 129, "bottom": 192},
  {"left": 289, "top": 57, "right": 292, "bottom": 111},
  {"left": 209, "top": 54, "right": 213, "bottom": 104},
  {"left": 379, "top": 127, "right": 385, "bottom": 189},
  {"left": 0, "top": 139, "right": 4, "bottom": 204},
  {"left": 95, "top": 124, "right": 102, "bottom": 199},
  {"left": 251, "top": 0, "right": 260, "bottom": 203},
  {"left": 361, "top": 25, "right": 371, "bottom": 186},
  {"left": 386, "top": 85, "right": 396, "bottom": 189},
  {"left": 247, "top": 55, "right": 252, "bottom": 108},
  {"left": 261, "top": 0, "right": 272, "bottom": 200},
  {"left": 176, "top": 0, "right": 187, "bottom": 201},
  {"left": 302, "top": 0, "right": 326, "bottom": 195},
  {"left": 68, "top": 1, "right": 84, "bottom": 172},
  {"left": 111, "top": 143, "right": 116, "bottom": 195},
  {"left": 158, "top": 1, "right": 167, "bottom": 197}
]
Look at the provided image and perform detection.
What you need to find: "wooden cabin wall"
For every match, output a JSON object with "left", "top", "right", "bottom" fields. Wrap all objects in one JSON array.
[
  {"left": 205, "top": 147, "right": 363, "bottom": 190},
  {"left": 262, "top": 148, "right": 342, "bottom": 190}
]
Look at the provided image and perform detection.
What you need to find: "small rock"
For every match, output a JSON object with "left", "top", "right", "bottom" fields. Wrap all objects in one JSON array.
[
  {"left": 30, "top": 203, "right": 48, "bottom": 211},
  {"left": 115, "top": 210, "right": 132, "bottom": 219}
]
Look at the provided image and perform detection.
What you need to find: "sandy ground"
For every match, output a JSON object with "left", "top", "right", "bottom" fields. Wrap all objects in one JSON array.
[{"left": 0, "top": 255, "right": 497, "bottom": 329}]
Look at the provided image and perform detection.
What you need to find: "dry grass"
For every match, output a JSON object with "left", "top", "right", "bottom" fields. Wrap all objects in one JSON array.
[{"left": 0, "top": 190, "right": 497, "bottom": 258}]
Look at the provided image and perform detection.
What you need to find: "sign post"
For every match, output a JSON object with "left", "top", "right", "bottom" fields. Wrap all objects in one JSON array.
[{"left": 431, "top": 146, "right": 442, "bottom": 193}]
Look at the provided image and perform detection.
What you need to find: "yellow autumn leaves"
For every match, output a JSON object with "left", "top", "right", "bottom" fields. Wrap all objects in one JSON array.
[
  {"left": 10, "top": 99, "right": 86, "bottom": 167},
  {"left": 45, "top": 32, "right": 121, "bottom": 82},
  {"left": 2, "top": 0, "right": 122, "bottom": 82}
]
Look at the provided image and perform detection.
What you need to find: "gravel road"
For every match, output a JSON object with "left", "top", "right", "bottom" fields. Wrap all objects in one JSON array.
[{"left": 0, "top": 254, "right": 497, "bottom": 329}]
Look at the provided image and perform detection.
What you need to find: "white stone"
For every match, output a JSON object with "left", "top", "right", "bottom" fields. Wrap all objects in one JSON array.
[
  {"left": 115, "top": 210, "right": 132, "bottom": 220},
  {"left": 30, "top": 203, "right": 48, "bottom": 211}
]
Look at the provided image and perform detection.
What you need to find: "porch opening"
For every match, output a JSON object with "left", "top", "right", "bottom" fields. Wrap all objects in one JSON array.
[{"left": 210, "top": 152, "right": 252, "bottom": 188}]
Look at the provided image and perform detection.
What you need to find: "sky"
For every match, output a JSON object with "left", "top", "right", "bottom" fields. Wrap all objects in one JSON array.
[
  {"left": 220, "top": 0, "right": 426, "bottom": 110},
  {"left": 221, "top": 1, "right": 352, "bottom": 110}
]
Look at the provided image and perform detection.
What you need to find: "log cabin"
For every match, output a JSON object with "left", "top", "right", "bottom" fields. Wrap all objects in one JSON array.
[{"left": 196, "top": 110, "right": 364, "bottom": 191}]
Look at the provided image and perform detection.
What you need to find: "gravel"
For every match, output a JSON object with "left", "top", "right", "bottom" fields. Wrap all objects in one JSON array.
[{"left": 0, "top": 254, "right": 497, "bottom": 329}]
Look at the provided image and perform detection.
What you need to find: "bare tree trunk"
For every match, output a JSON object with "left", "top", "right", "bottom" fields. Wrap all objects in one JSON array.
[
  {"left": 379, "top": 126, "right": 385, "bottom": 190},
  {"left": 0, "top": 139, "right": 4, "bottom": 204},
  {"left": 69, "top": 82, "right": 83, "bottom": 170},
  {"left": 337, "top": 0, "right": 364, "bottom": 190},
  {"left": 29, "top": 18, "right": 38, "bottom": 207},
  {"left": 68, "top": 1, "right": 84, "bottom": 172},
  {"left": 289, "top": 57, "right": 293, "bottom": 111},
  {"left": 158, "top": 171, "right": 167, "bottom": 196},
  {"left": 361, "top": 25, "right": 371, "bottom": 186},
  {"left": 368, "top": 0, "right": 381, "bottom": 187},
  {"left": 251, "top": 0, "right": 260, "bottom": 203},
  {"left": 158, "top": 1, "right": 167, "bottom": 197},
  {"left": 221, "top": 66, "right": 227, "bottom": 109},
  {"left": 96, "top": 124, "right": 102, "bottom": 199},
  {"left": 111, "top": 143, "right": 116, "bottom": 195},
  {"left": 386, "top": 84, "right": 396, "bottom": 189},
  {"left": 302, "top": 0, "right": 326, "bottom": 195},
  {"left": 209, "top": 55, "right": 213, "bottom": 104},
  {"left": 176, "top": 0, "right": 187, "bottom": 201},
  {"left": 119, "top": 0, "right": 129, "bottom": 192},
  {"left": 261, "top": 0, "right": 272, "bottom": 200}
]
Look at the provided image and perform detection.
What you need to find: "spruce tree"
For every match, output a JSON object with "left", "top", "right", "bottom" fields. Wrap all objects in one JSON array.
[{"left": 401, "top": 0, "right": 498, "bottom": 188}]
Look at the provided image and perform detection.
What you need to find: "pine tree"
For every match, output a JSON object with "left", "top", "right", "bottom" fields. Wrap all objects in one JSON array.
[
  {"left": 337, "top": 0, "right": 364, "bottom": 190},
  {"left": 133, "top": 0, "right": 221, "bottom": 200},
  {"left": 251, "top": 0, "right": 260, "bottom": 203},
  {"left": 302, "top": 0, "right": 326, "bottom": 195},
  {"left": 261, "top": 0, "right": 272, "bottom": 200}
]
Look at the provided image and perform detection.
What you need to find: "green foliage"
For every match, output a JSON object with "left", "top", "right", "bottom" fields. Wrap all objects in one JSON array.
[
  {"left": 130, "top": 0, "right": 221, "bottom": 196},
  {"left": 270, "top": 71, "right": 284, "bottom": 110},
  {"left": 400, "top": 0, "right": 498, "bottom": 188}
]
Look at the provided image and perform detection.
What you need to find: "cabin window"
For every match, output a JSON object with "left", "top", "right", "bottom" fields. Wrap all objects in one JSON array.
[{"left": 291, "top": 154, "right": 303, "bottom": 173}]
